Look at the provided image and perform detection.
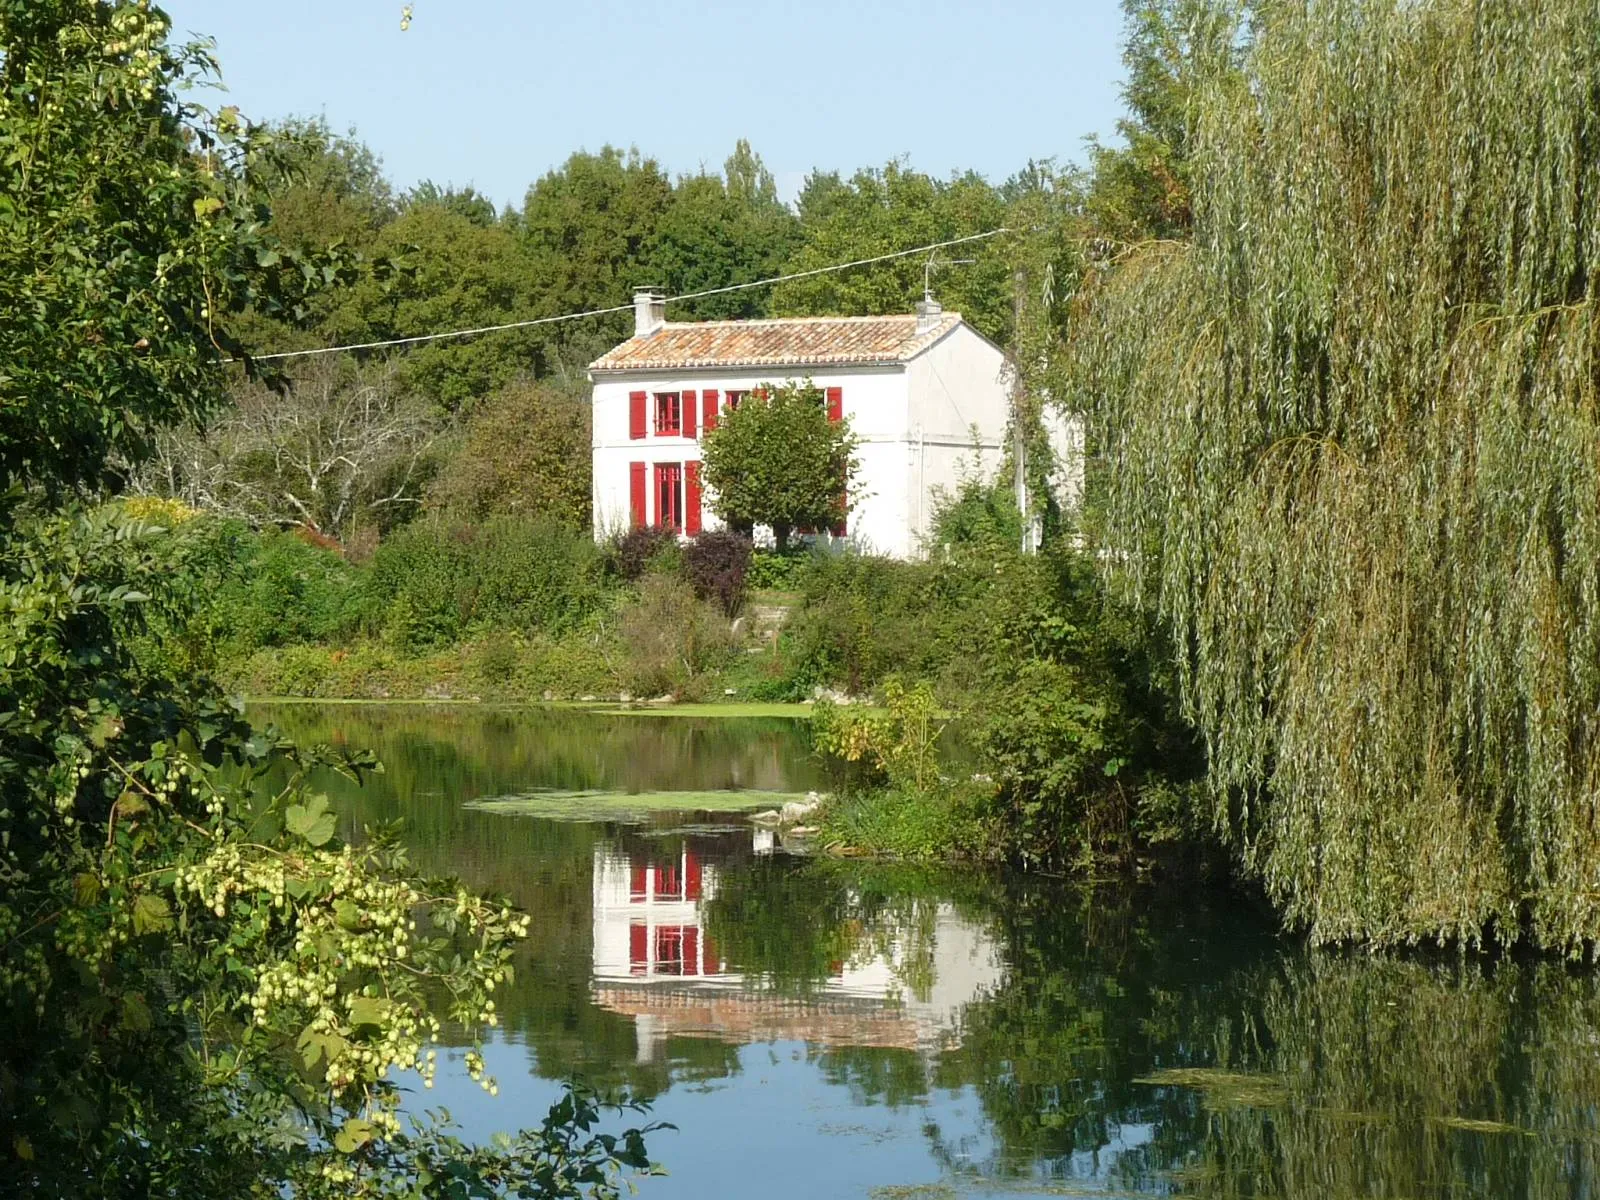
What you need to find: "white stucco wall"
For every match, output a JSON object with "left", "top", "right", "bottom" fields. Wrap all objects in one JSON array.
[
  {"left": 590, "top": 321, "right": 1016, "bottom": 559},
  {"left": 903, "top": 325, "right": 1012, "bottom": 549}
]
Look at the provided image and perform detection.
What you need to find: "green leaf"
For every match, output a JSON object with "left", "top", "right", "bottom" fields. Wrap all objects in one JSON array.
[
  {"left": 119, "top": 992, "right": 153, "bottom": 1033},
  {"left": 334, "top": 898, "right": 363, "bottom": 931},
  {"left": 348, "top": 996, "right": 389, "bottom": 1029},
  {"left": 72, "top": 872, "right": 101, "bottom": 907},
  {"left": 131, "top": 893, "right": 172, "bottom": 935},
  {"left": 296, "top": 1024, "right": 346, "bottom": 1072},
  {"left": 286, "top": 794, "right": 337, "bottom": 847},
  {"left": 333, "top": 1118, "right": 375, "bottom": 1154}
]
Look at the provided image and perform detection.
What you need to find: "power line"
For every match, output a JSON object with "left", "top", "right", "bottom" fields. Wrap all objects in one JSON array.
[
  {"left": 239, "top": 228, "right": 1012, "bottom": 365},
  {"left": 667, "top": 228, "right": 1009, "bottom": 304}
]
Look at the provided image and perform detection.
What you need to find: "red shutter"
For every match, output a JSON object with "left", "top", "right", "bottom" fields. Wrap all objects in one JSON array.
[
  {"left": 826, "top": 387, "right": 843, "bottom": 422},
  {"left": 683, "top": 389, "right": 697, "bottom": 439},
  {"left": 629, "top": 462, "right": 647, "bottom": 528},
  {"left": 629, "top": 391, "right": 647, "bottom": 440},
  {"left": 685, "top": 461, "right": 702, "bottom": 535},
  {"left": 629, "top": 923, "right": 647, "bottom": 974},
  {"left": 702, "top": 389, "right": 718, "bottom": 432}
]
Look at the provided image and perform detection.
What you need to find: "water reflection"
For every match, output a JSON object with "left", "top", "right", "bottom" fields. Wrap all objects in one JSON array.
[
  {"left": 253, "top": 704, "right": 1600, "bottom": 1198},
  {"left": 592, "top": 840, "right": 1004, "bottom": 1058}
]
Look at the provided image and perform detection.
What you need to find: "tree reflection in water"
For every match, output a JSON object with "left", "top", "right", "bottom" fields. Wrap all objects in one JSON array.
[{"left": 258, "top": 703, "right": 1600, "bottom": 1197}]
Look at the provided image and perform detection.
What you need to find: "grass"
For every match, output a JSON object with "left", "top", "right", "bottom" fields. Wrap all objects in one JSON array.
[{"left": 463, "top": 789, "right": 806, "bottom": 822}]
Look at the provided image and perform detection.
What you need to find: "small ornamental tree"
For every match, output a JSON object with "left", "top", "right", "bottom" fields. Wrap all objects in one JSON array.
[{"left": 697, "top": 382, "right": 858, "bottom": 550}]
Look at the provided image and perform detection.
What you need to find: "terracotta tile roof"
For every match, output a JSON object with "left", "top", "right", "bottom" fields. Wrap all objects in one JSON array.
[{"left": 589, "top": 312, "right": 964, "bottom": 372}]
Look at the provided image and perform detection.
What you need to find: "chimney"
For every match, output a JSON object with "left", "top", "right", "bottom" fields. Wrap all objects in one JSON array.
[
  {"left": 915, "top": 294, "right": 943, "bottom": 336},
  {"left": 633, "top": 287, "right": 666, "bottom": 338}
]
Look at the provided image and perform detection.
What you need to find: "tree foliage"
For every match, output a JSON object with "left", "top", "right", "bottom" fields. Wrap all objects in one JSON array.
[
  {"left": 697, "top": 383, "right": 858, "bottom": 551},
  {"left": 0, "top": 5, "right": 658, "bottom": 1194},
  {"left": 1066, "top": 0, "right": 1600, "bottom": 950},
  {"left": 424, "top": 378, "right": 592, "bottom": 528},
  {"left": 0, "top": 1, "right": 343, "bottom": 495},
  {"left": 774, "top": 162, "right": 1016, "bottom": 343}
]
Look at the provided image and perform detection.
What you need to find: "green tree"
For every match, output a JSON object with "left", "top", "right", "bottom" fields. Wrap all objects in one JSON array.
[
  {"left": 0, "top": 4, "right": 655, "bottom": 1194},
  {"left": 1081, "top": 0, "right": 1232, "bottom": 242},
  {"left": 774, "top": 161, "right": 1014, "bottom": 343},
  {"left": 1066, "top": 0, "right": 1600, "bottom": 950},
  {"left": 649, "top": 141, "right": 801, "bottom": 322},
  {"left": 518, "top": 147, "right": 675, "bottom": 376},
  {"left": 345, "top": 202, "right": 540, "bottom": 411},
  {"left": 697, "top": 382, "right": 857, "bottom": 551},
  {"left": 425, "top": 378, "right": 593, "bottom": 527}
]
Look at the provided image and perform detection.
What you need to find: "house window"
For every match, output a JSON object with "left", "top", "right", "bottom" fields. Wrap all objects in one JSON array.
[
  {"left": 724, "top": 390, "right": 749, "bottom": 412},
  {"left": 654, "top": 392, "right": 681, "bottom": 436},
  {"left": 654, "top": 463, "right": 684, "bottom": 533}
]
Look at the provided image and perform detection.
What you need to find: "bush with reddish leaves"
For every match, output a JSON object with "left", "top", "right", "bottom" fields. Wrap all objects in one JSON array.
[
  {"left": 609, "top": 525, "right": 680, "bottom": 582},
  {"left": 683, "top": 530, "right": 753, "bottom": 617}
]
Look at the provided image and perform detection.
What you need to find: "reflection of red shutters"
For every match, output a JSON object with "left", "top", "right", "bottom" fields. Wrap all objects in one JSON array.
[
  {"left": 685, "top": 462, "right": 702, "bottom": 535},
  {"left": 702, "top": 389, "right": 718, "bottom": 432},
  {"left": 630, "top": 862, "right": 648, "bottom": 900},
  {"left": 685, "top": 853, "right": 702, "bottom": 901},
  {"left": 629, "top": 391, "right": 647, "bottom": 440},
  {"left": 656, "top": 864, "right": 681, "bottom": 900},
  {"left": 629, "top": 462, "right": 647, "bottom": 528},
  {"left": 629, "top": 924, "right": 648, "bottom": 975},
  {"left": 683, "top": 926, "right": 700, "bottom": 976},
  {"left": 826, "top": 387, "right": 842, "bottom": 422},
  {"left": 683, "top": 390, "right": 697, "bottom": 439},
  {"left": 655, "top": 926, "right": 685, "bottom": 975}
]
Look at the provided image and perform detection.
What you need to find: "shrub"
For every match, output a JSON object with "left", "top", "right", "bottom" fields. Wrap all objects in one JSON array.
[
  {"left": 214, "top": 528, "right": 368, "bottom": 652},
  {"left": 812, "top": 678, "right": 946, "bottom": 796},
  {"left": 425, "top": 379, "right": 592, "bottom": 527},
  {"left": 971, "top": 548, "right": 1205, "bottom": 872},
  {"left": 618, "top": 574, "right": 735, "bottom": 699},
  {"left": 608, "top": 525, "right": 680, "bottom": 582},
  {"left": 683, "top": 530, "right": 753, "bottom": 617},
  {"left": 366, "top": 517, "right": 609, "bottom": 649},
  {"left": 927, "top": 476, "right": 1023, "bottom": 556},
  {"left": 745, "top": 548, "right": 810, "bottom": 591},
  {"left": 781, "top": 552, "right": 987, "bottom": 696}
]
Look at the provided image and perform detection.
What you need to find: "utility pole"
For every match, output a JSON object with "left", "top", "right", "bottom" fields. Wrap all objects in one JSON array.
[{"left": 1011, "top": 268, "right": 1033, "bottom": 555}]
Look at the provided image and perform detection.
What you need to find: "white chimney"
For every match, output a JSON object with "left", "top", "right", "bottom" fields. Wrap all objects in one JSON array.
[
  {"left": 915, "top": 294, "right": 943, "bottom": 336},
  {"left": 633, "top": 288, "right": 666, "bottom": 338}
]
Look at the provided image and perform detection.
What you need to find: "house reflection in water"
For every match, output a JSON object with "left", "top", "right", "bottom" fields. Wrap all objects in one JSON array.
[{"left": 591, "top": 842, "right": 1004, "bottom": 1061}]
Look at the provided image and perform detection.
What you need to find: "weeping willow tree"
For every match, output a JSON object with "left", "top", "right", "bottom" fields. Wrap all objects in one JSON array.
[{"left": 1067, "top": 0, "right": 1600, "bottom": 950}]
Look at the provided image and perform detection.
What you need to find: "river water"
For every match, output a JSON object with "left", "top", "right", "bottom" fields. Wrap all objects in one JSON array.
[{"left": 260, "top": 703, "right": 1600, "bottom": 1199}]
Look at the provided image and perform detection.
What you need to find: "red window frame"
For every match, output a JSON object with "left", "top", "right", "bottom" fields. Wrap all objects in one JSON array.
[
  {"left": 654, "top": 463, "right": 684, "bottom": 533},
  {"left": 724, "top": 390, "right": 749, "bottom": 412},
  {"left": 654, "top": 392, "right": 682, "bottom": 436}
]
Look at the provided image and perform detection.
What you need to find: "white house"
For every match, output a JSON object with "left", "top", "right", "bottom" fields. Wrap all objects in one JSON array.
[{"left": 588, "top": 289, "right": 1016, "bottom": 559}]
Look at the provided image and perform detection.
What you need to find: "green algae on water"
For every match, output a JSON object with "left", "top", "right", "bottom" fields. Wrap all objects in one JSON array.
[
  {"left": 1135, "top": 1068, "right": 1288, "bottom": 1109},
  {"left": 464, "top": 789, "right": 804, "bottom": 822}
]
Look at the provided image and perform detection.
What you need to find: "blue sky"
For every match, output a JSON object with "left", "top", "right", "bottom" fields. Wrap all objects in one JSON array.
[{"left": 161, "top": 1, "right": 1130, "bottom": 210}]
